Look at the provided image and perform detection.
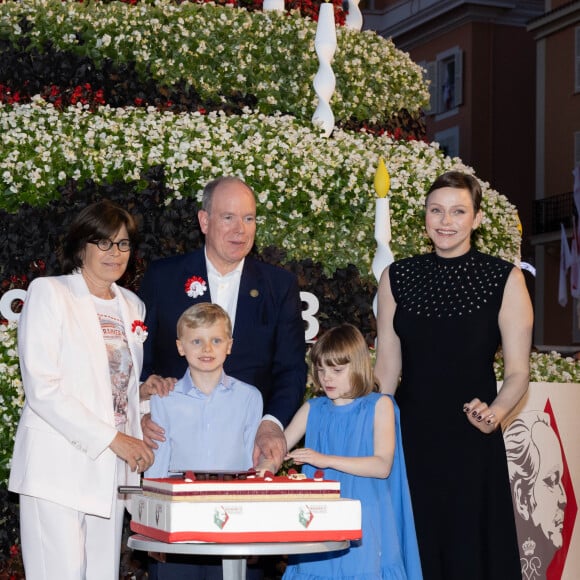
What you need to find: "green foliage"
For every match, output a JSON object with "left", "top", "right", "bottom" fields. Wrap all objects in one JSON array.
[
  {"left": 494, "top": 349, "right": 580, "bottom": 383},
  {"left": 0, "top": 103, "right": 522, "bottom": 275},
  {"left": 0, "top": 0, "right": 429, "bottom": 124},
  {"left": 0, "top": 323, "right": 23, "bottom": 485}
]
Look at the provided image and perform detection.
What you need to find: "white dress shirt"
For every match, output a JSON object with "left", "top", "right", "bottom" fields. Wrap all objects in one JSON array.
[{"left": 205, "top": 249, "right": 243, "bottom": 332}]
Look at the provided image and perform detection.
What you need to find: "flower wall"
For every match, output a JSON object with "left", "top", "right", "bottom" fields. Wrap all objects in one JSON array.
[
  {"left": 1, "top": 3, "right": 579, "bottom": 570},
  {"left": 0, "top": 104, "right": 523, "bottom": 271},
  {"left": 0, "top": 324, "right": 22, "bottom": 486},
  {"left": 0, "top": 0, "right": 522, "bottom": 273},
  {"left": 0, "top": 0, "right": 575, "bottom": 478},
  {"left": 0, "top": 0, "right": 427, "bottom": 124}
]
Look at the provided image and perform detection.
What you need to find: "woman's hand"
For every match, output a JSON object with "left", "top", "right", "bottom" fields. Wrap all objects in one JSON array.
[
  {"left": 141, "top": 413, "right": 167, "bottom": 450},
  {"left": 109, "top": 432, "right": 155, "bottom": 472},
  {"left": 139, "top": 374, "right": 176, "bottom": 401},
  {"left": 463, "top": 398, "right": 500, "bottom": 434}
]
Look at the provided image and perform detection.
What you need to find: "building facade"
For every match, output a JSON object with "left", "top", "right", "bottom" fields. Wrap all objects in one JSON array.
[
  {"left": 363, "top": 0, "right": 580, "bottom": 349},
  {"left": 528, "top": 0, "right": 580, "bottom": 349}
]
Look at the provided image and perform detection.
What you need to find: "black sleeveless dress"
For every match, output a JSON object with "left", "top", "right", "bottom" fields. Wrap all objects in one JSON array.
[{"left": 389, "top": 248, "right": 522, "bottom": 580}]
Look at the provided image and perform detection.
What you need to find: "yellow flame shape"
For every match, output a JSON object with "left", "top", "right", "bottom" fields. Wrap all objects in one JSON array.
[{"left": 374, "top": 157, "right": 390, "bottom": 198}]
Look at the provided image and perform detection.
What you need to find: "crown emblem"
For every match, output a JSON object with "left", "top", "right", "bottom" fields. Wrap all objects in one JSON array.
[{"left": 522, "top": 537, "right": 536, "bottom": 556}]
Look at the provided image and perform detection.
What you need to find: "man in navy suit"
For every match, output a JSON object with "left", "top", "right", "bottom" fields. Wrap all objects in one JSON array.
[{"left": 140, "top": 175, "right": 307, "bottom": 472}]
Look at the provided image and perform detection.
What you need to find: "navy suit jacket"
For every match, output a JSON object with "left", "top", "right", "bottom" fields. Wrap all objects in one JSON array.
[{"left": 140, "top": 248, "right": 307, "bottom": 427}]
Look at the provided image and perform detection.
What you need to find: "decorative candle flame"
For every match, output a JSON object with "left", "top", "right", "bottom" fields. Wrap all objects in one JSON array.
[{"left": 374, "top": 157, "right": 390, "bottom": 198}]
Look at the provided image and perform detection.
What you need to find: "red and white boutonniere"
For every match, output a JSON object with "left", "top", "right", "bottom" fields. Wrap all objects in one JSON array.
[
  {"left": 131, "top": 320, "right": 148, "bottom": 343},
  {"left": 185, "top": 275, "right": 207, "bottom": 298}
]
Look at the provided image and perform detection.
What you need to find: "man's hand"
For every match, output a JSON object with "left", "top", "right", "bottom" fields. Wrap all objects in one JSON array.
[
  {"left": 141, "top": 413, "right": 166, "bottom": 450},
  {"left": 252, "top": 420, "right": 287, "bottom": 472},
  {"left": 139, "top": 375, "right": 176, "bottom": 401},
  {"left": 254, "top": 460, "right": 278, "bottom": 477}
]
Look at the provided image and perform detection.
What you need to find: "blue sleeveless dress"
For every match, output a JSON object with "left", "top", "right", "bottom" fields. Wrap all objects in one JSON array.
[{"left": 283, "top": 393, "right": 422, "bottom": 580}]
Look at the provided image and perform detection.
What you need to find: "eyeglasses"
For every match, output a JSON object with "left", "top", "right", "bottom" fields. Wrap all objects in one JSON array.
[{"left": 88, "top": 239, "right": 132, "bottom": 252}]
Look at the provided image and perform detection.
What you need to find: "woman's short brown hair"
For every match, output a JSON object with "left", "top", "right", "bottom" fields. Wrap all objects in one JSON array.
[
  {"left": 61, "top": 199, "right": 138, "bottom": 274},
  {"left": 426, "top": 171, "right": 483, "bottom": 212}
]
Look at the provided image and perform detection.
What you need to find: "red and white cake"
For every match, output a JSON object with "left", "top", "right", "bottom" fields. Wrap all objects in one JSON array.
[{"left": 130, "top": 471, "right": 361, "bottom": 543}]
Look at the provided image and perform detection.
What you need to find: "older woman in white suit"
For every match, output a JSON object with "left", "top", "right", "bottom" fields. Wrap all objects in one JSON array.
[{"left": 9, "top": 200, "right": 170, "bottom": 580}]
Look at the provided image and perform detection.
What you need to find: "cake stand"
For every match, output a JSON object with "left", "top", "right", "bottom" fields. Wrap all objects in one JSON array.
[{"left": 128, "top": 534, "right": 350, "bottom": 580}]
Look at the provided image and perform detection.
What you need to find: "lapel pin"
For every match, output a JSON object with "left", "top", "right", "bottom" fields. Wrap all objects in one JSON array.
[{"left": 250, "top": 289, "right": 259, "bottom": 298}]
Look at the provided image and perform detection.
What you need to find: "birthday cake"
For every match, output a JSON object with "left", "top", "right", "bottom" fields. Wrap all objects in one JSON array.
[{"left": 130, "top": 471, "right": 362, "bottom": 543}]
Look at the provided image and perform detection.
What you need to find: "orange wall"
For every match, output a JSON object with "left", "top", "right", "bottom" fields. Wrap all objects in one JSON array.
[
  {"left": 545, "top": 27, "right": 580, "bottom": 196},
  {"left": 409, "top": 21, "right": 536, "bottom": 265},
  {"left": 542, "top": 25, "right": 580, "bottom": 344}
]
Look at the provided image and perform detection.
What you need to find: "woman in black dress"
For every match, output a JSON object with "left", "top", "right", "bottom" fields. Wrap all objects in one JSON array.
[{"left": 375, "top": 171, "right": 533, "bottom": 580}]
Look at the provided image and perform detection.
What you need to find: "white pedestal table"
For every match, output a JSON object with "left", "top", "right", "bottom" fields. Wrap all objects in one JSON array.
[{"left": 128, "top": 534, "right": 349, "bottom": 580}]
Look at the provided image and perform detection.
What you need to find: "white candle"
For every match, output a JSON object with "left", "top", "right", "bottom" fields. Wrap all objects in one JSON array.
[
  {"left": 371, "top": 157, "right": 394, "bottom": 284},
  {"left": 372, "top": 197, "right": 394, "bottom": 283},
  {"left": 312, "top": 2, "right": 337, "bottom": 138},
  {"left": 374, "top": 197, "right": 391, "bottom": 246},
  {"left": 345, "top": 0, "right": 363, "bottom": 31}
]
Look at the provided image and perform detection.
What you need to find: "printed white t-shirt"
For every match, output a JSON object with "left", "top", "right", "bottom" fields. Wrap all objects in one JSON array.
[{"left": 93, "top": 295, "right": 133, "bottom": 431}]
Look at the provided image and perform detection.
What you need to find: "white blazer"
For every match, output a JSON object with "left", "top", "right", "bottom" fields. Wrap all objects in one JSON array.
[{"left": 9, "top": 273, "right": 145, "bottom": 518}]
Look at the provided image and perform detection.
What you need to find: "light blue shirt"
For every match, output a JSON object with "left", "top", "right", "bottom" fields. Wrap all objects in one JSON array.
[{"left": 145, "top": 370, "right": 263, "bottom": 477}]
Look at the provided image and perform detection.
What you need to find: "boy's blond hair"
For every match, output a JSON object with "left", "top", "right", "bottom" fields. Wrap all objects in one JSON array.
[{"left": 177, "top": 303, "right": 232, "bottom": 338}]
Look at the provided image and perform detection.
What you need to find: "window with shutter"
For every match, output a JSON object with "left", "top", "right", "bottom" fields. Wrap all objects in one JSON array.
[
  {"left": 419, "top": 60, "right": 438, "bottom": 114},
  {"left": 435, "top": 46, "right": 463, "bottom": 115}
]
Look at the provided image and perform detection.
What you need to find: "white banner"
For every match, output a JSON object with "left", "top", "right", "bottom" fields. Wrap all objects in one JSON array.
[{"left": 0, "top": 288, "right": 322, "bottom": 341}]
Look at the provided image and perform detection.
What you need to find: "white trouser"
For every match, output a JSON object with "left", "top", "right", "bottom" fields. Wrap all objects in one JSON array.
[{"left": 19, "top": 457, "right": 127, "bottom": 580}]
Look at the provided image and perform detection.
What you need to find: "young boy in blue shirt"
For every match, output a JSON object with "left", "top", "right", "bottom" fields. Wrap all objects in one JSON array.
[{"left": 146, "top": 302, "right": 263, "bottom": 579}]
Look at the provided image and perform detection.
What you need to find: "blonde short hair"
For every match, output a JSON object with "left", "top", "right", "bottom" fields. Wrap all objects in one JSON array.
[
  {"left": 310, "top": 324, "right": 378, "bottom": 399},
  {"left": 177, "top": 303, "right": 232, "bottom": 339}
]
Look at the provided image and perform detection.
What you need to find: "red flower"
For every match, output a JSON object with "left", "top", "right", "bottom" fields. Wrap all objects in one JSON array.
[
  {"left": 185, "top": 276, "right": 207, "bottom": 298},
  {"left": 131, "top": 320, "right": 148, "bottom": 333},
  {"left": 131, "top": 320, "right": 149, "bottom": 343}
]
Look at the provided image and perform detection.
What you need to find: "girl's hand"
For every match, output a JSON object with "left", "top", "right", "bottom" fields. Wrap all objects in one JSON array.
[
  {"left": 463, "top": 398, "right": 499, "bottom": 434},
  {"left": 286, "top": 447, "right": 326, "bottom": 468}
]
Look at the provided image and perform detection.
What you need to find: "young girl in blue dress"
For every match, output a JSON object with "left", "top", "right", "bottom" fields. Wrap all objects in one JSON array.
[{"left": 282, "top": 324, "right": 422, "bottom": 580}]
